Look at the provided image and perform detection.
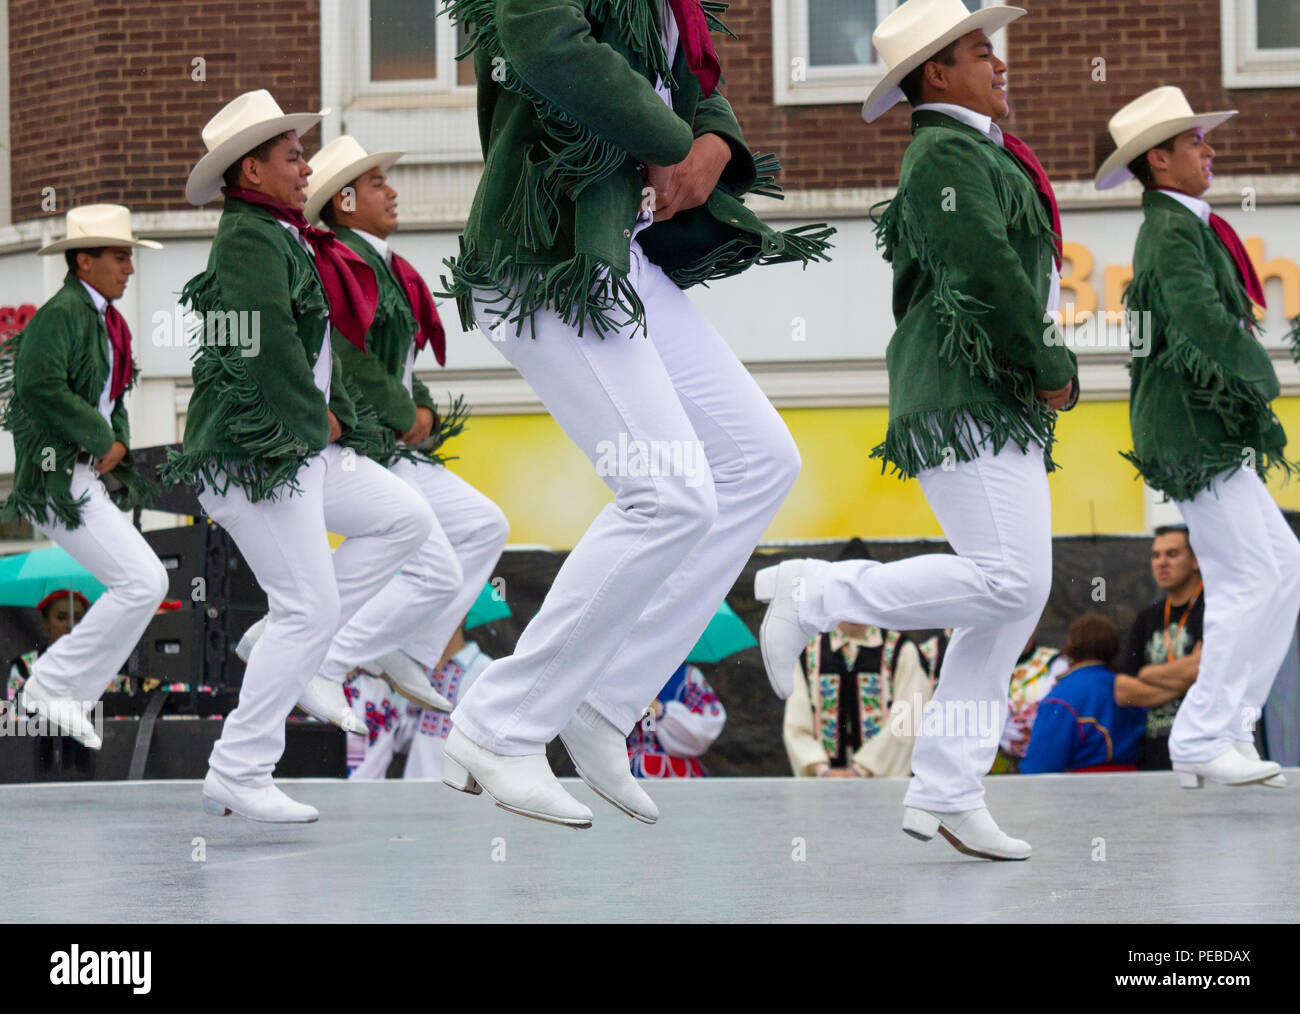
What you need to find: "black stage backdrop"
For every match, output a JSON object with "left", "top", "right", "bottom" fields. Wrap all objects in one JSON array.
[{"left": 3, "top": 513, "right": 1296, "bottom": 778}]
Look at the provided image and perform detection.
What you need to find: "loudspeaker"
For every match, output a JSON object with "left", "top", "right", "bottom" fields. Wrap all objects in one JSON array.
[
  {"left": 0, "top": 717, "right": 347, "bottom": 782},
  {"left": 127, "top": 607, "right": 203, "bottom": 688},
  {"left": 131, "top": 443, "right": 201, "bottom": 517},
  {"left": 144, "top": 525, "right": 206, "bottom": 603}
]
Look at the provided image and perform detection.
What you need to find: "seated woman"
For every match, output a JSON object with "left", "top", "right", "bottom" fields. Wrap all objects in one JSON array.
[
  {"left": 7, "top": 590, "right": 126, "bottom": 702},
  {"left": 1020, "top": 613, "right": 1146, "bottom": 774}
]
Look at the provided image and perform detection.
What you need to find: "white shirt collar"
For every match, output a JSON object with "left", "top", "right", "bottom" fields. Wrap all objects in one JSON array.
[
  {"left": 915, "top": 102, "right": 1004, "bottom": 147},
  {"left": 1157, "top": 188, "right": 1211, "bottom": 224},
  {"left": 78, "top": 279, "right": 109, "bottom": 316},
  {"left": 352, "top": 228, "right": 391, "bottom": 265}
]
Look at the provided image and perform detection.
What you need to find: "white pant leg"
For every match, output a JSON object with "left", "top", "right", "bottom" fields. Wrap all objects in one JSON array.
[
  {"left": 1173, "top": 468, "right": 1294, "bottom": 760},
  {"left": 31, "top": 463, "right": 169, "bottom": 702},
  {"left": 801, "top": 439, "right": 1053, "bottom": 811},
  {"left": 1236, "top": 472, "right": 1300, "bottom": 737},
  {"left": 205, "top": 447, "right": 432, "bottom": 786},
  {"left": 319, "top": 445, "right": 435, "bottom": 626},
  {"left": 321, "top": 459, "right": 507, "bottom": 678},
  {"left": 452, "top": 271, "right": 720, "bottom": 755},
  {"left": 397, "top": 463, "right": 508, "bottom": 667},
  {"left": 203, "top": 456, "right": 339, "bottom": 787},
  {"left": 582, "top": 248, "right": 801, "bottom": 732}
]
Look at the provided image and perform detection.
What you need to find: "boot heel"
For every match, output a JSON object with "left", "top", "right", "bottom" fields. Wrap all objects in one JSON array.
[
  {"left": 754, "top": 565, "right": 779, "bottom": 603},
  {"left": 442, "top": 754, "right": 482, "bottom": 795},
  {"left": 901, "top": 806, "right": 940, "bottom": 841},
  {"left": 203, "top": 796, "right": 232, "bottom": 816},
  {"left": 1177, "top": 772, "right": 1204, "bottom": 789}
]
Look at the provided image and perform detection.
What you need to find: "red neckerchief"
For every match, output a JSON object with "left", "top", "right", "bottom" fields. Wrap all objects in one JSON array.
[
  {"left": 1162, "top": 187, "right": 1266, "bottom": 309},
  {"left": 102, "top": 301, "right": 134, "bottom": 400},
  {"left": 388, "top": 251, "right": 446, "bottom": 367},
  {"left": 223, "top": 187, "right": 379, "bottom": 350},
  {"left": 1001, "top": 131, "right": 1063, "bottom": 268},
  {"left": 666, "top": 0, "right": 721, "bottom": 98}
]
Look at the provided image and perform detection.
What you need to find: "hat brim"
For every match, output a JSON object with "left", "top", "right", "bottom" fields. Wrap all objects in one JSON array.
[
  {"left": 862, "top": 6, "right": 1027, "bottom": 123},
  {"left": 304, "top": 150, "right": 405, "bottom": 224},
  {"left": 39, "top": 236, "right": 164, "bottom": 255},
  {"left": 1094, "top": 110, "right": 1237, "bottom": 190},
  {"left": 185, "top": 110, "right": 328, "bottom": 206}
]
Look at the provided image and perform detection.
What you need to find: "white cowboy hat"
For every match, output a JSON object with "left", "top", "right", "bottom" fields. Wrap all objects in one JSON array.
[
  {"left": 1094, "top": 86, "right": 1236, "bottom": 190},
  {"left": 862, "top": 0, "right": 1026, "bottom": 123},
  {"left": 186, "top": 89, "right": 330, "bottom": 206},
  {"left": 38, "top": 204, "right": 163, "bottom": 255},
  {"left": 304, "top": 136, "right": 405, "bottom": 224}
]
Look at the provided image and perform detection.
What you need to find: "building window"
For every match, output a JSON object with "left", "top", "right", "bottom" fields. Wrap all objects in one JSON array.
[
  {"left": 359, "top": 0, "right": 475, "bottom": 94},
  {"left": 772, "top": 0, "right": 1010, "bottom": 106},
  {"left": 1222, "top": 0, "right": 1300, "bottom": 88},
  {"left": 320, "top": 0, "right": 483, "bottom": 189}
]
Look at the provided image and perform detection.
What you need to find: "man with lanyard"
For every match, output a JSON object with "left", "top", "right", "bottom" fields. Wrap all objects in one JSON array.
[
  {"left": 1097, "top": 86, "right": 1299, "bottom": 789},
  {"left": 288, "top": 136, "right": 509, "bottom": 716},
  {"left": 1, "top": 205, "right": 169, "bottom": 749},
  {"left": 757, "top": 0, "right": 1079, "bottom": 860},
  {"left": 435, "top": 0, "right": 831, "bottom": 828},
  {"left": 1114, "top": 526, "right": 1207, "bottom": 771},
  {"left": 166, "top": 91, "right": 434, "bottom": 822}
]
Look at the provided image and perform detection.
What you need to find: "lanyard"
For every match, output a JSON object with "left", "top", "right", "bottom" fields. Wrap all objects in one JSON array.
[{"left": 1163, "top": 582, "right": 1202, "bottom": 661}]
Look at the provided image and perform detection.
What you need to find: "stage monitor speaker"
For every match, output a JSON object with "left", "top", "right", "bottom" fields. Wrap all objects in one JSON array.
[
  {"left": 144, "top": 524, "right": 206, "bottom": 603},
  {"left": 131, "top": 443, "right": 201, "bottom": 517}
]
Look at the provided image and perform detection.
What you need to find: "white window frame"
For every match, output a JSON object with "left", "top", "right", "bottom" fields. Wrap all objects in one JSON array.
[
  {"left": 1221, "top": 0, "right": 1300, "bottom": 89},
  {"left": 772, "top": 0, "right": 1012, "bottom": 107},
  {"left": 320, "top": 0, "right": 481, "bottom": 171},
  {"left": 355, "top": 0, "right": 472, "bottom": 97}
]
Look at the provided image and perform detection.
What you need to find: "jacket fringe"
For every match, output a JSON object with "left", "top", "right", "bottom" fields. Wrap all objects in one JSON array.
[
  {"left": 442, "top": 0, "right": 804, "bottom": 338},
  {"left": 159, "top": 269, "right": 314, "bottom": 502},
  {"left": 871, "top": 401, "right": 1058, "bottom": 479}
]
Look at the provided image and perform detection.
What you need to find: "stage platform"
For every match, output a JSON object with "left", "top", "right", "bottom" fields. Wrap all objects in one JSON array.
[{"left": 3, "top": 772, "right": 1297, "bottom": 923}]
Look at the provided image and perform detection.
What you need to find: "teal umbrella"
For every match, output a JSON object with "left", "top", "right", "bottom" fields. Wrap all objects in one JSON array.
[
  {"left": 465, "top": 580, "right": 512, "bottom": 630},
  {"left": 687, "top": 600, "right": 757, "bottom": 664},
  {"left": 0, "top": 546, "right": 105, "bottom": 608}
]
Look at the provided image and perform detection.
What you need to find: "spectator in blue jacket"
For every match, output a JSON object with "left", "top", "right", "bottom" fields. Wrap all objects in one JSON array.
[{"left": 1021, "top": 613, "right": 1145, "bottom": 773}]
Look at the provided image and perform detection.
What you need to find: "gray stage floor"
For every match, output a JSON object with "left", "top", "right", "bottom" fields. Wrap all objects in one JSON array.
[{"left": 3, "top": 772, "right": 1297, "bottom": 923}]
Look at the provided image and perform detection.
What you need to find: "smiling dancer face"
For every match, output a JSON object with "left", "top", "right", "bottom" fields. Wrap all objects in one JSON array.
[{"left": 906, "top": 30, "right": 1008, "bottom": 120}]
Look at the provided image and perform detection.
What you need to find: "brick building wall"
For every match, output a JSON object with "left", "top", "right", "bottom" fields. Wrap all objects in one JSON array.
[
  {"left": 717, "top": 0, "right": 1300, "bottom": 189},
  {"left": 6, "top": 0, "right": 1300, "bottom": 223},
  {"left": 8, "top": 0, "right": 319, "bottom": 223}
]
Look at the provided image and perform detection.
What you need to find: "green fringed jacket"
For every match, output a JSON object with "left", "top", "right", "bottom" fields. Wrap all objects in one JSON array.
[
  {"left": 329, "top": 227, "right": 468, "bottom": 465},
  {"left": 0, "top": 275, "right": 155, "bottom": 528},
  {"left": 440, "top": 0, "right": 834, "bottom": 337},
  {"left": 872, "top": 111, "right": 1078, "bottom": 478},
  {"left": 163, "top": 196, "right": 359, "bottom": 502},
  {"left": 1122, "top": 190, "right": 1293, "bottom": 501}
]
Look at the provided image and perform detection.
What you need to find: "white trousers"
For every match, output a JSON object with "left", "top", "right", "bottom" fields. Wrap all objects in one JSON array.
[
  {"left": 201, "top": 444, "right": 433, "bottom": 786},
  {"left": 320, "top": 458, "right": 508, "bottom": 679},
  {"left": 1172, "top": 467, "right": 1300, "bottom": 762},
  {"left": 32, "top": 463, "right": 169, "bottom": 702},
  {"left": 454, "top": 242, "right": 800, "bottom": 754},
  {"left": 800, "top": 438, "right": 1053, "bottom": 811}
]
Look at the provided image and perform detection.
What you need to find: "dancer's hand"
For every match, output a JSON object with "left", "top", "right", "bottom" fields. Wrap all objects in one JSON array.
[
  {"left": 328, "top": 411, "right": 342, "bottom": 443},
  {"left": 1036, "top": 382, "right": 1073, "bottom": 411},
  {"left": 401, "top": 407, "right": 435, "bottom": 447},
  {"left": 647, "top": 134, "right": 731, "bottom": 223},
  {"left": 95, "top": 441, "right": 127, "bottom": 474}
]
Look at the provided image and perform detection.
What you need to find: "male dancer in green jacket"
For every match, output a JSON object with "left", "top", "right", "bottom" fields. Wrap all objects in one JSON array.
[
  {"left": 166, "top": 91, "right": 433, "bottom": 822},
  {"left": 1, "top": 205, "right": 169, "bottom": 749},
  {"left": 291, "top": 136, "right": 508, "bottom": 715},
  {"left": 758, "top": 0, "right": 1078, "bottom": 860},
  {"left": 1096, "top": 85, "right": 1297, "bottom": 789},
  {"left": 437, "top": 0, "right": 833, "bottom": 827}
]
